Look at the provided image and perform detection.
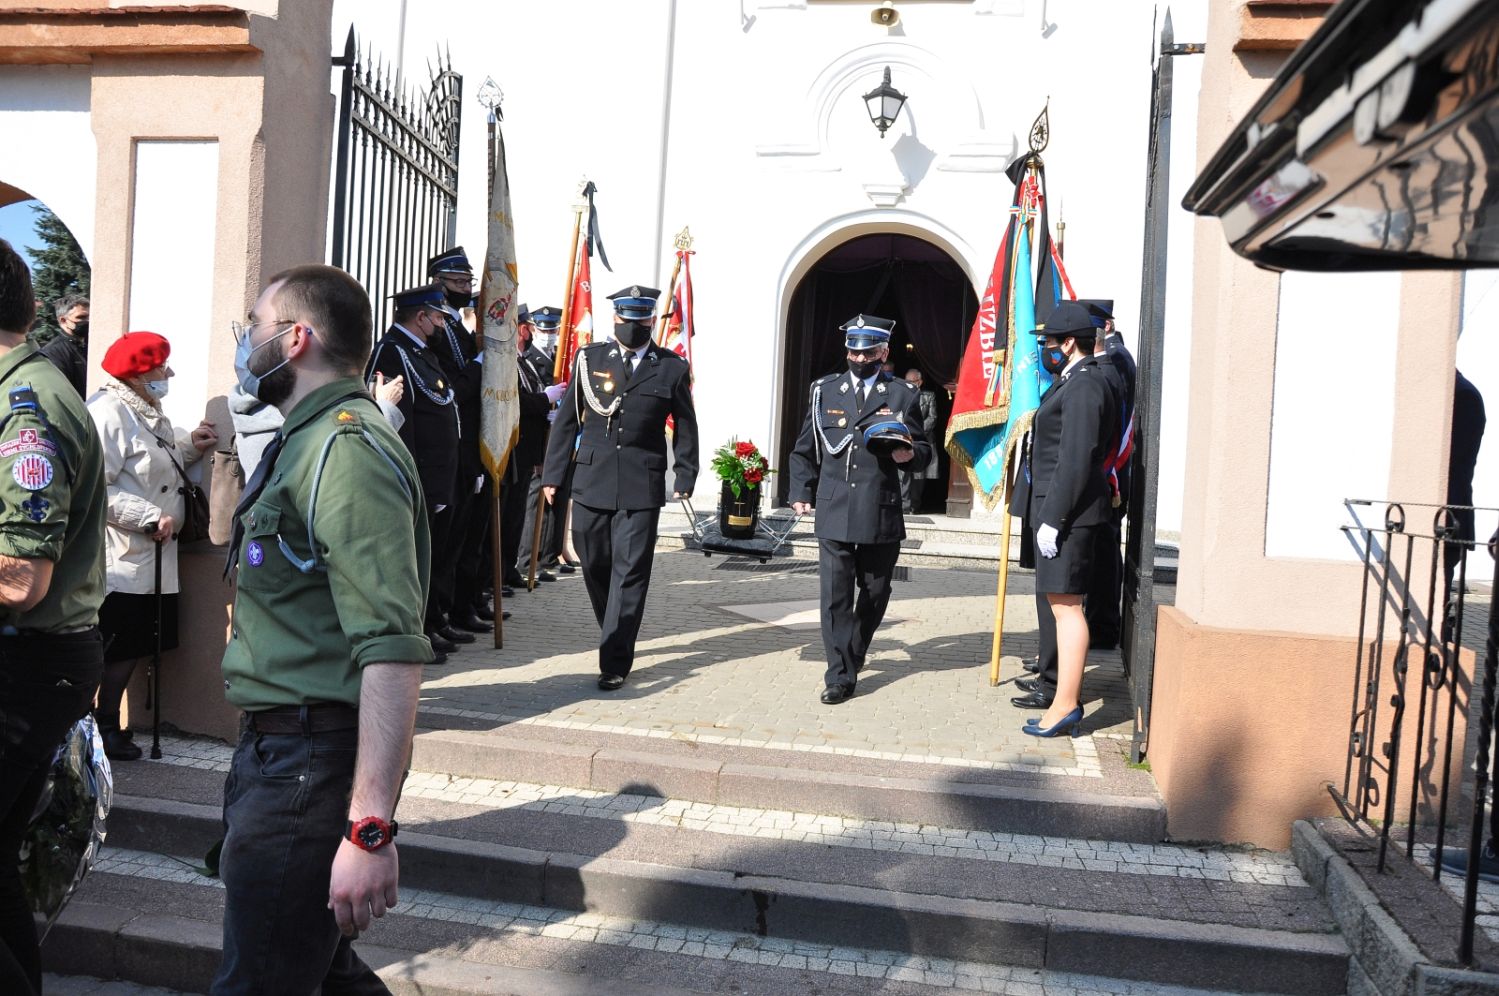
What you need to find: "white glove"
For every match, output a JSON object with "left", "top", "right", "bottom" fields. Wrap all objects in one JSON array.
[
  {"left": 1037, "top": 523, "right": 1059, "bottom": 559},
  {"left": 544, "top": 382, "right": 568, "bottom": 403},
  {"left": 474, "top": 475, "right": 484, "bottom": 494},
  {"left": 547, "top": 409, "right": 558, "bottom": 423}
]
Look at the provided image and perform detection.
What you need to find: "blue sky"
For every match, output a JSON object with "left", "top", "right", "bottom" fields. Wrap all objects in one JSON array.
[{"left": 0, "top": 200, "right": 43, "bottom": 268}]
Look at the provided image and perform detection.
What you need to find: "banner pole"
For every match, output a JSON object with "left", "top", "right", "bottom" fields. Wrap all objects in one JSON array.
[
  {"left": 989, "top": 507, "right": 1013, "bottom": 686},
  {"left": 554, "top": 195, "right": 586, "bottom": 384}
]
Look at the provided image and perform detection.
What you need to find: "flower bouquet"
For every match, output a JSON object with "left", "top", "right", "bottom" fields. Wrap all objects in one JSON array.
[{"left": 711, "top": 438, "right": 771, "bottom": 539}]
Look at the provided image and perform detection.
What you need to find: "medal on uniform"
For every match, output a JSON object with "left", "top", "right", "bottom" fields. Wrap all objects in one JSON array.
[
  {"left": 603, "top": 381, "right": 615, "bottom": 393},
  {"left": 838, "top": 417, "right": 847, "bottom": 427}
]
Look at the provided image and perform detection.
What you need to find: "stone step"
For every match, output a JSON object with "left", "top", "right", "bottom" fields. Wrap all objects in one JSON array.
[
  {"left": 86, "top": 762, "right": 1350, "bottom": 995},
  {"left": 51, "top": 860, "right": 1322, "bottom": 996},
  {"left": 407, "top": 719, "right": 1169, "bottom": 843}
]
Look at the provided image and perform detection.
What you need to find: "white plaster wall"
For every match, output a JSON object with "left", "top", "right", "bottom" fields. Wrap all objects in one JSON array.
[
  {"left": 126, "top": 142, "right": 219, "bottom": 437},
  {"left": 330, "top": 0, "right": 1202, "bottom": 519},
  {"left": 0, "top": 66, "right": 96, "bottom": 259},
  {"left": 1265, "top": 271, "right": 1400, "bottom": 561}
]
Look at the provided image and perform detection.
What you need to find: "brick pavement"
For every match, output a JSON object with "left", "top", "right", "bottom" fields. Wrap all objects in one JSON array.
[{"left": 425, "top": 550, "right": 1136, "bottom": 774}]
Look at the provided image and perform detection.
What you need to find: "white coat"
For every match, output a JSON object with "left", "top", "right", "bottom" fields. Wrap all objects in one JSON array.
[{"left": 86, "top": 382, "right": 202, "bottom": 595}]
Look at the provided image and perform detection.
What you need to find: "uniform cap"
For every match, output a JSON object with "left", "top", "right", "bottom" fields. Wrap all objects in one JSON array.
[
  {"left": 863, "top": 419, "right": 913, "bottom": 455},
  {"left": 427, "top": 247, "right": 473, "bottom": 276},
  {"left": 606, "top": 286, "right": 661, "bottom": 321},
  {"left": 1033, "top": 301, "right": 1095, "bottom": 338},
  {"left": 840, "top": 313, "right": 895, "bottom": 351},
  {"left": 516, "top": 303, "right": 532, "bottom": 325},
  {"left": 102, "top": 331, "right": 171, "bottom": 379},
  {"left": 531, "top": 306, "right": 563, "bottom": 330},
  {"left": 390, "top": 283, "right": 447, "bottom": 312},
  {"left": 1078, "top": 298, "right": 1114, "bottom": 329}
]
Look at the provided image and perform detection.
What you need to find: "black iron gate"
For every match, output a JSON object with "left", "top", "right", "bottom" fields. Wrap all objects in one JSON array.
[
  {"left": 1121, "top": 13, "right": 1203, "bottom": 764},
  {"left": 330, "top": 27, "right": 462, "bottom": 334}
]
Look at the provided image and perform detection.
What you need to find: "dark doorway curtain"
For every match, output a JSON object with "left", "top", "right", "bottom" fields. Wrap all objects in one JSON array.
[{"left": 776, "top": 234, "right": 978, "bottom": 510}]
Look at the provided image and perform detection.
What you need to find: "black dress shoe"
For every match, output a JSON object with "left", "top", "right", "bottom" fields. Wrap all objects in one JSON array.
[
  {"left": 452, "top": 611, "right": 490, "bottom": 634},
  {"left": 559, "top": 563, "right": 577, "bottom": 574},
  {"left": 475, "top": 602, "right": 497, "bottom": 621},
  {"left": 428, "top": 650, "right": 449, "bottom": 666},
  {"left": 428, "top": 631, "right": 457, "bottom": 653},
  {"left": 536, "top": 570, "right": 557, "bottom": 583},
  {"left": 504, "top": 569, "right": 525, "bottom": 587},
  {"left": 102, "top": 728, "right": 142, "bottom": 762},
  {"left": 1010, "top": 690, "right": 1054, "bottom": 709},
  {"left": 1015, "top": 676, "right": 1040, "bottom": 693},
  {"left": 820, "top": 684, "right": 854, "bottom": 705},
  {"left": 598, "top": 673, "right": 625, "bottom": 691},
  {"left": 439, "top": 625, "right": 476, "bottom": 644},
  {"left": 499, "top": 586, "right": 515, "bottom": 598},
  {"left": 502, "top": 610, "right": 512, "bottom": 620},
  {"left": 1022, "top": 656, "right": 1041, "bottom": 674}
]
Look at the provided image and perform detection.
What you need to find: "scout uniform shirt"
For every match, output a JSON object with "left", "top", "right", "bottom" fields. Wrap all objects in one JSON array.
[
  {"left": 221, "top": 378, "right": 433, "bottom": 711},
  {"left": 0, "top": 343, "right": 106, "bottom": 632}
]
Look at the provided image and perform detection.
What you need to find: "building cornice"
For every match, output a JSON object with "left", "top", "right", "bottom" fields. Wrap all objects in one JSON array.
[
  {"left": 1236, "top": 0, "right": 1335, "bottom": 53},
  {"left": 0, "top": 6, "right": 256, "bottom": 65}
]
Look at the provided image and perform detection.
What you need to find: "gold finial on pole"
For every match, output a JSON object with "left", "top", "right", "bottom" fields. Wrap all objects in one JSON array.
[
  {"left": 1028, "top": 99, "right": 1050, "bottom": 157},
  {"left": 673, "top": 226, "right": 694, "bottom": 252}
]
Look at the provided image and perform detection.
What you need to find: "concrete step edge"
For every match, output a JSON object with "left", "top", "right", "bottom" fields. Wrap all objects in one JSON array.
[
  {"left": 409, "top": 727, "right": 1168, "bottom": 842},
  {"left": 44, "top": 900, "right": 710, "bottom": 996},
  {"left": 101, "top": 795, "right": 1347, "bottom": 995}
]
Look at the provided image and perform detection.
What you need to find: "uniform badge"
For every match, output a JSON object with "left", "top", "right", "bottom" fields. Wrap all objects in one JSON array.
[
  {"left": 0, "top": 428, "right": 56, "bottom": 458},
  {"left": 12, "top": 454, "right": 52, "bottom": 491},
  {"left": 876, "top": 383, "right": 887, "bottom": 394},
  {"left": 603, "top": 381, "right": 615, "bottom": 393},
  {"left": 336, "top": 410, "right": 359, "bottom": 424},
  {"left": 21, "top": 495, "right": 47, "bottom": 522},
  {"left": 839, "top": 383, "right": 849, "bottom": 394},
  {"left": 246, "top": 540, "right": 265, "bottom": 567},
  {"left": 436, "top": 378, "right": 446, "bottom": 390},
  {"left": 838, "top": 417, "right": 848, "bottom": 427}
]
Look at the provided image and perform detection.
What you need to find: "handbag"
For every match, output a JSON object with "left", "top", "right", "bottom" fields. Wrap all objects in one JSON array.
[
  {"left": 208, "top": 444, "right": 244, "bottom": 546},
  {"left": 165, "top": 449, "right": 212, "bottom": 544}
]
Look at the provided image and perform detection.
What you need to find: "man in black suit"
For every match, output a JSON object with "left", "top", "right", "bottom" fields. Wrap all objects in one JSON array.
[
  {"left": 1008, "top": 301, "right": 1118, "bottom": 735},
  {"left": 499, "top": 306, "right": 560, "bottom": 593},
  {"left": 367, "top": 283, "right": 463, "bottom": 663},
  {"left": 1080, "top": 299, "right": 1135, "bottom": 649},
  {"left": 541, "top": 286, "right": 698, "bottom": 690},
  {"left": 517, "top": 306, "right": 570, "bottom": 585},
  {"left": 788, "top": 315, "right": 933, "bottom": 705}
]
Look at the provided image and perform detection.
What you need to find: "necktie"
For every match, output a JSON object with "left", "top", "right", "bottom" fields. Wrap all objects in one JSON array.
[
  {"left": 224, "top": 430, "right": 284, "bottom": 577},
  {"left": 623, "top": 354, "right": 637, "bottom": 383},
  {"left": 855, "top": 380, "right": 867, "bottom": 409}
]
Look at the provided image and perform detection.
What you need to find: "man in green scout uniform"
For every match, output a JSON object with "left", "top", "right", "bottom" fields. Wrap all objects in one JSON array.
[
  {"left": 215, "top": 264, "right": 431, "bottom": 995},
  {"left": 0, "top": 238, "right": 107, "bottom": 996}
]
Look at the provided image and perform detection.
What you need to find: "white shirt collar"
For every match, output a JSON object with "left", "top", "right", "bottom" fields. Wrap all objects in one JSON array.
[
  {"left": 393, "top": 323, "right": 426, "bottom": 350},
  {"left": 1061, "top": 353, "right": 1088, "bottom": 378}
]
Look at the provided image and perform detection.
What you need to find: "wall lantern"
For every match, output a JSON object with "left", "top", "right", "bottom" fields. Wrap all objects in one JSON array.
[{"left": 862, "top": 66, "right": 907, "bottom": 139}]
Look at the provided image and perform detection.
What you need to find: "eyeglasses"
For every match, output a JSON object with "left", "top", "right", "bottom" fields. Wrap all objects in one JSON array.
[
  {"left": 231, "top": 318, "right": 295, "bottom": 345},
  {"left": 847, "top": 347, "right": 882, "bottom": 358}
]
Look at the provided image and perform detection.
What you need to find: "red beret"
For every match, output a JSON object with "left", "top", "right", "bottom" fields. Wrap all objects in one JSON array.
[{"left": 101, "top": 331, "right": 171, "bottom": 379}]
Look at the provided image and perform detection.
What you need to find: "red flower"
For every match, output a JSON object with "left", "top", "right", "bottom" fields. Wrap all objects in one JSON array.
[
  {"left": 735, "top": 441, "right": 757, "bottom": 458},
  {"left": 745, "top": 467, "right": 764, "bottom": 484}
]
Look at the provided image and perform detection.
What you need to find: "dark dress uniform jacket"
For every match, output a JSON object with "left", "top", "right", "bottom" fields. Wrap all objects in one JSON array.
[
  {"left": 433, "top": 310, "right": 484, "bottom": 481},
  {"left": 542, "top": 341, "right": 699, "bottom": 510},
  {"left": 367, "top": 327, "right": 460, "bottom": 508},
  {"left": 1007, "top": 354, "right": 1117, "bottom": 531},
  {"left": 788, "top": 371, "right": 933, "bottom": 545},
  {"left": 514, "top": 344, "right": 554, "bottom": 470}
]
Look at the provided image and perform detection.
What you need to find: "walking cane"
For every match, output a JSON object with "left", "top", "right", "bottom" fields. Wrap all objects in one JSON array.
[{"left": 150, "top": 538, "right": 163, "bottom": 760}]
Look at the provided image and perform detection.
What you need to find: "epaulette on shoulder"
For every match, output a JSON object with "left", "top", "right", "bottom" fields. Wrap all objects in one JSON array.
[
  {"left": 899, "top": 379, "right": 917, "bottom": 391},
  {"left": 658, "top": 349, "right": 688, "bottom": 366},
  {"left": 330, "top": 406, "right": 363, "bottom": 427},
  {"left": 816, "top": 372, "right": 841, "bottom": 385}
]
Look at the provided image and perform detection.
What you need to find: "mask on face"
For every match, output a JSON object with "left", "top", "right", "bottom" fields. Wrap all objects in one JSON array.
[
  {"left": 534, "top": 332, "right": 558, "bottom": 351},
  {"left": 1039, "top": 342, "right": 1068, "bottom": 375},
  {"left": 444, "top": 289, "right": 470, "bottom": 310},
  {"left": 848, "top": 358, "right": 880, "bottom": 380},
  {"left": 234, "top": 326, "right": 298, "bottom": 406},
  {"left": 144, "top": 379, "right": 170, "bottom": 400},
  {"left": 70, "top": 320, "right": 89, "bottom": 339},
  {"left": 614, "top": 319, "right": 652, "bottom": 350}
]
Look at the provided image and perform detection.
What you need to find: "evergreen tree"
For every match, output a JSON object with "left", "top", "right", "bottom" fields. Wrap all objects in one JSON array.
[{"left": 25, "top": 203, "right": 90, "bottom": 346}]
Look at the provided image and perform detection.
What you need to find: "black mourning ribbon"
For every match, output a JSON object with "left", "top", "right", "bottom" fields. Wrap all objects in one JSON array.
[
  {"left": 224, "top": 430, "right": 284, "bottom": 578},
  {"left": 582, "top": 181, "right": 612, "bottom": 273}
]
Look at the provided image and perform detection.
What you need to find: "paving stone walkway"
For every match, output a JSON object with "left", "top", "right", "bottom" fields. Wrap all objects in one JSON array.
[{"left": 422, "top": 550, "right": 1139, "bottom": 774}]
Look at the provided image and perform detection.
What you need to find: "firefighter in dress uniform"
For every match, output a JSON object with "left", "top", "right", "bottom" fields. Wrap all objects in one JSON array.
[
  {"left": 540, "top": 286, "right": 698, "bottom": 691},
  {"left": 787, "top": 314, "right": 932, "bottom": 705},
  {"left": 516, "top": 305, "right": 570, "bottom": 584},
  {"left": 366, "top": 283, "right": 463, "bottom": 663}
]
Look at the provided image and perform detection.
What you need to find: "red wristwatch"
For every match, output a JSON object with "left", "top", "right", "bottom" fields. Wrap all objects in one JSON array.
[{"left": 345, "top": 816, "right": 398, "bottom": 852}]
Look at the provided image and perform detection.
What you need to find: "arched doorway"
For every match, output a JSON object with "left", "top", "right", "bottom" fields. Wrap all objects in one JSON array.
[
  {"left": 776, "top": 232, "right": 978, "bottom": 514},
  {"left": 0, "top": 187, "right": 91, "bottom": 343}
]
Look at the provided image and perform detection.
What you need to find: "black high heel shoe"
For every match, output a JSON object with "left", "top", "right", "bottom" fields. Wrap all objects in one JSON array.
[{"left": 1022, "top": 706, "right": 1082, "bottom": 738}]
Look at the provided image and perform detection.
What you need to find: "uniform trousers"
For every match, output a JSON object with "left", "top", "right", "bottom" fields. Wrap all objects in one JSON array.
[
  {"left": 517, "top": 464, "right": 571, "bottom": 574},
  {"left": 818, "top": 539, "right": 901, "bottom": 690},
  {"left": 212, "top": 719, "right": 388, "bottom": 995},
  {"left": 0, "top": 630, "right": 103, "bottom": 996},
  {"left": 1084, "top": 510, "right": 1124, "bottom": 646},
  {"left": 572, "top": 502, "right": 661, "bottom": 678},
  {"left": 1032, "top": 521, "right": 1100, "bottom": 696},
  {"left": 499, "top": 469, "right": 529, "bottom": 583},
  {"left": 423, "top": 505, "right": 452, "bottom": 632},
  {"left": 451, "top": 475, "right": 492, "bottom": 614}
]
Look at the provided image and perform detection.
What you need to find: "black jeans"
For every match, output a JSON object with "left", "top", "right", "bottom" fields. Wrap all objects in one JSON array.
[
  {"left": 0, "top": 629, "right": 103, "bottom": 996},
  {"left": 212, "top": 719, "right": 388, "bottom": 995}
]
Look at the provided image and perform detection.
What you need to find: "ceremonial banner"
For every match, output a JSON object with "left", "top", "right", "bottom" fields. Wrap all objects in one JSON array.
[
  {"left": 659, "top": 249, "right": 695, "bottom": 365},
  {"left": 561, "top": 246, "right": 592, "bottom": 379},
  {"left": 946, "top": 157, "right": 1070, "bottom": 508},
  {"left": 478, "top": 123, "right": 521, "bottom": 480}
]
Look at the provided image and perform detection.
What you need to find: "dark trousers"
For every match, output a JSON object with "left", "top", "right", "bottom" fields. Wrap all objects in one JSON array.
[
  {"left": 572, "top": 502, "right": 661, "bottom": 677},
  {"left": 818, "top": 539, "right": 901, "bottom": 689},
  {"left": 499, "top": 471, "right": 530, "bottom": 582},
  {"left": 213, "top": 720, "right": 388, "bottom": 996},
  {"left": 424, "top": 505, "right": 452, "bottom": 632},
  {"left": 1035, "top": 589, "right": 1059, "bottom": 694},
  {"left": 0, "top": 629, "right": 103, "bottom": 996},
  {"left": 899, "top": 471, "right": 925, "bottom": 514},
  {"left": 517, "top": 465, "right": 570, "bottom": 574},
  {"left": 1084, "top": 512, "right": 1124, "bottom": 645},
  {"left": 452, "top": 474, "right": 492, "bottom": 613}
]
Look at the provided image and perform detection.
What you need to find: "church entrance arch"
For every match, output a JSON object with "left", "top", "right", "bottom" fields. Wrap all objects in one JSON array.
[{"left": 775, "top": 232, "right": 978, "bottom": 515}]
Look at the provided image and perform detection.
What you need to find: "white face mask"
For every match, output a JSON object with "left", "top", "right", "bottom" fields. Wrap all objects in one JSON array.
[
  {"left": 144, "top": 379, "right": 170, "bottom": 400},
  {"left": 534, "top": 332, "right": 558, "bottom": 351}
]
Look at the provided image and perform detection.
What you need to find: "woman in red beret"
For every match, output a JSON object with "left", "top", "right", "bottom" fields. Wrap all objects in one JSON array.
[{"left": 85, "top": 331, "right": 218, "bottom": 760}]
